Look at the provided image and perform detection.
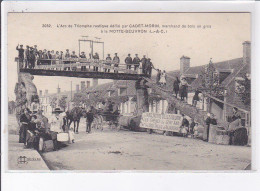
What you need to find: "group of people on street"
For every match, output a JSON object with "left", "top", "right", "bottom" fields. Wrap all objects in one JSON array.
[
  {"left": 179, "top": 114, "right": 200, "bottom": 138},
  {"left": 18, "top": 107, "right": 75, "bottom": 152}
]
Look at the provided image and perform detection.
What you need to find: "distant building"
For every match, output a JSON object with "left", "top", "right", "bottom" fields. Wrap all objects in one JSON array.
[{"left": 39, "top": 86, "right": 76, "bottom": 115}]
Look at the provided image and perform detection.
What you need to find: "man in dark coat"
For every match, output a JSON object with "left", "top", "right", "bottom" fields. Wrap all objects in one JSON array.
[
  {"left": 133, "top": 54, "right": 141, "bottom": 71},
  {"left": 25, "top": 45, "right": 30, "bottom": 68},
  {"left": 105, "top": 54, "right": 112, "bottom": 72},
  {"left": 113, "top": 53, "right": 120, "bottom": 73},
  {"left": 29, "top": 47, "right": 36, "bottom": 69},
  {"left": 192, "top": 89, "right": 201, "bottom": 107},
  {"left": 141, "top": 55, "right": 147, "bottom": 74},
  {"left": 173, "top": 77, "right": 180, "bottom": 98},
  {"left": 146, "top": 58, "right": 153, "bottom": 77},
  {"left": 125, "top": 54, "right": 133, "bottom": 70},
  {"left": 16, "top": 44, "right": 25, "bottom": 68},
  {"left": 86, "top": 107, "right": 95, "bottom": 133},
  {"left": 93, "top": 52, "right": 100, "bottom": 71},
  {"left": 19, "top": 108, "right": 31, "bottom": 145},
  {"left": 156, "top": 69, "right": 161, "bottom": 84},
  {"left": 205, "top": 113, "right": 217, "bottom": 142}
]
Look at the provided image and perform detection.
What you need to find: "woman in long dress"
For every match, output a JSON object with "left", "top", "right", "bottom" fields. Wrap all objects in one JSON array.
[{"left": 160, "top": 70, "right": 167, "bottom": 87}]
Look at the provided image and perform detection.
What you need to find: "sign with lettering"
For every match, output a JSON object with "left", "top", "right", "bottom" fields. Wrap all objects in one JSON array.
[{"left": 140, "top": 112, "right": 183, "bottom": 132}]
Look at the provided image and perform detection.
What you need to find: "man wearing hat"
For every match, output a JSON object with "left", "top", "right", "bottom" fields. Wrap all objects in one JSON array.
[
  {"left": 146, "top": 58, "right": 153, "bottom": 77},
  {"left": 141, "top": 55, "right": 147, "bottom": 74},
  {"left": 49, "top": 108, "right": 64, "bottom": 150},
  {"left": 133, "top": 54, "right": 141, "bottom": 72},
  {"left": 50, "top": 108, "right": 63, "bottom": 132},
  {"left": 93, "top": 52, "right": 100, "bottom": 71},
  {"left": 80, "top": 51, "right": 86, "bottom": 58},
  {"left": 113, "top": 53, "right": 120, "bottom": 73},
  {"left": 105, "top": 54, "right": 112, "bottom": 72},
  {"left": 16, "top": 44, "right": 25, "bottom": 68},
  {"left": 25, "top": 45, "right": 30, "bottom": 68},
  {"left": 80, "top": 52, "right": 87, "bottom": 71},
  {"left": 125, "top": 53, "right": 133, "bottom": 70},
  {"left": 29, "top": 47, "right": 36, "bottom": 69},
  {"left": 71, "top": 51, "right": 78, "bottom": 58},
  {"left": 205, "top": 113, "right": 217, "bottom": 142},
  {"left": 63, "top": 49, "right": 71, "bottom": 70}
]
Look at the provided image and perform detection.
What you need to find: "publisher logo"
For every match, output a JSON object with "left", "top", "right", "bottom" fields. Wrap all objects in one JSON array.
[{"left": 17, "top": 156, "right": 41, "bottom": 164}]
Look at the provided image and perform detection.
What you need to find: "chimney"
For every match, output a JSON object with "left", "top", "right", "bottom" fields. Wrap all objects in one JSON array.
[
  {"left": 44, "top": 90, "right": 48, "bottom": 95},
  {"left": 86, "top": 81, "right": 91, "bottom": 88},
  {"left": 76, "top": 84, "right": 80, "bottom": 93},
  {"left": 243, "top": 41, "right": 251, "bottom": 64},
  {"left": 81, "top": 81, "right": 86, "bottom": 91},
  {"left": 39, "top": 90, "right": 42, "bottom": 96},
  {"left": 93, "top": 79, "right": 98, "bottom": 87},
  {"left": 180, "top": 55, "right": 190, "bottom": 74}
]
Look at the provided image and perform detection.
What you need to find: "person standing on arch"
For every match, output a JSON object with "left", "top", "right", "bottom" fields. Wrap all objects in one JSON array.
[
  {"left": 133, "top": 54, "right": 141, "bottom": 72},
  {"left": 16, "top": 44, "right": 25, "bottom": 68},
  {"left": 105, "top": 54, "right": 112, "bottom": 73},
  {"left": 113, "top": 53, "right": 120, "bottom": 73},
  {"left": 173, "top": 77, "right": 180, "bottom": 98},
  {"left": 146, "top": 58, "right": 154, "bottom": 77},
  {"left": 141, "top": 55, "right": 147, "bottom": 74},
  {"left": 125, "top": 53, "right": 133, "bottom": 70}
]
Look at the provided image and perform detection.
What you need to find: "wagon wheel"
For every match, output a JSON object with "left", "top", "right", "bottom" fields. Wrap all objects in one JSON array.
[
  {"left": 98, "top": 115, "right": 104, "bottom": 131},
  {"left": 92, "top": 117, "right": 99, "bottom": 130}
]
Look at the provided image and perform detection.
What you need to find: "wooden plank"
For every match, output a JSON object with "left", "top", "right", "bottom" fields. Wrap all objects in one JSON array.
[{"left": 19, "top": 69, "right": 147, "bottom": 80}]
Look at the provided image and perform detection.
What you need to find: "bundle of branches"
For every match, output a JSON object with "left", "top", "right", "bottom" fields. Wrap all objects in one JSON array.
[
  {"left": 107, "top": 95, "right": 129, "bottom": 104},
  {"left": 148, "top": 94, "right": 163, "bottom": 104}
]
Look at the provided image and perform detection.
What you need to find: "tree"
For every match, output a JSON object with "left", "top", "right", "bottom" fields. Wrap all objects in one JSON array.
[
  {"left": 236, "top": 73, "right": 251, "bottom": 107},
  {"left": 50, "top": 96, "right": 57, "bottom": 112},
  {"left": 200, "top": 59, "right": 224, "bottom": 111},
  {"left": 59, "top": 96, "right": 67, "bottom": 111}
]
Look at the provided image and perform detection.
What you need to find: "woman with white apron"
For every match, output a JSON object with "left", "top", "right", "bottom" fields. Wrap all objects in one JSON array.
[{"left": 160, "top": 70, "right": 167, "bottom": 86}]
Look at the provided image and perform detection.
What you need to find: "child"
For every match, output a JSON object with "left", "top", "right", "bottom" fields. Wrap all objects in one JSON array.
[{"left": 193, "top": 123, "right": 199, "bottom": 138}]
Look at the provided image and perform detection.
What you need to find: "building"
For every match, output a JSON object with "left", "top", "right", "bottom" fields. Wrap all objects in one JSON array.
[{"left": 74, "top": 41, "right": 251, "bottom": 124}]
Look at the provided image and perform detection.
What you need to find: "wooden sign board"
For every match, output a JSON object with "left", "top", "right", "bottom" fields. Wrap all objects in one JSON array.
[{"left": 140, "top": 112, "right": 183, "bottom": 132}]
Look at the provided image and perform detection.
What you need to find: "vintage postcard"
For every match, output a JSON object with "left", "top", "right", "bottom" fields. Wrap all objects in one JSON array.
[{"left": 6, "top": 12, "right": 251, "bottom": 171}]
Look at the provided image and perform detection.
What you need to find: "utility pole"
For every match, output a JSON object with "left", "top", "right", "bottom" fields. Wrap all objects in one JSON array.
[{"left": 71, "top": 81, "right": 72, "bottom": 101}]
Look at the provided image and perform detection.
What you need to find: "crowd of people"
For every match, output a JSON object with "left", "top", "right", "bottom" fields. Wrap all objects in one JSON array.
[
  {"left": 17, "top": 99, "right": 120, "bottom": 152},
  {"left": 16, "top": 44, "right": 154, "bottom": 76},
  {"left": 18, "top": 107, "right": 75, "bottom": 151}
]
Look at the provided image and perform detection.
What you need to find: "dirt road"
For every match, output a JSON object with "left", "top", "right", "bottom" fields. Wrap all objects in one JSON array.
[
  {"left": 7, "top": 114, "right": 250, "bottom": 171},
  {"left": 41, "top": 123, "right": 251, "bottom": 171}
]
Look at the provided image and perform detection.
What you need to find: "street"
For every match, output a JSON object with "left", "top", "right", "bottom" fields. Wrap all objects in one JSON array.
[
  {"left": 43, "top": 121, "right": 251, "bottom": 171},
  {"left": 8, "top": 115, "right": 251, "bottom": 170}
]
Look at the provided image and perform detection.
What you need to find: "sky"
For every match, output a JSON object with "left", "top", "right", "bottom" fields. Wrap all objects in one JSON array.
[{"left": 7, "top": 13, "right": 250, "bottom": 101}]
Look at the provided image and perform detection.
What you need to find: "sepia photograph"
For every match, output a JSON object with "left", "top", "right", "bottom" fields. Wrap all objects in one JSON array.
[{"left": 6, "top": 12, "right": 251, "bottom": 171}]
